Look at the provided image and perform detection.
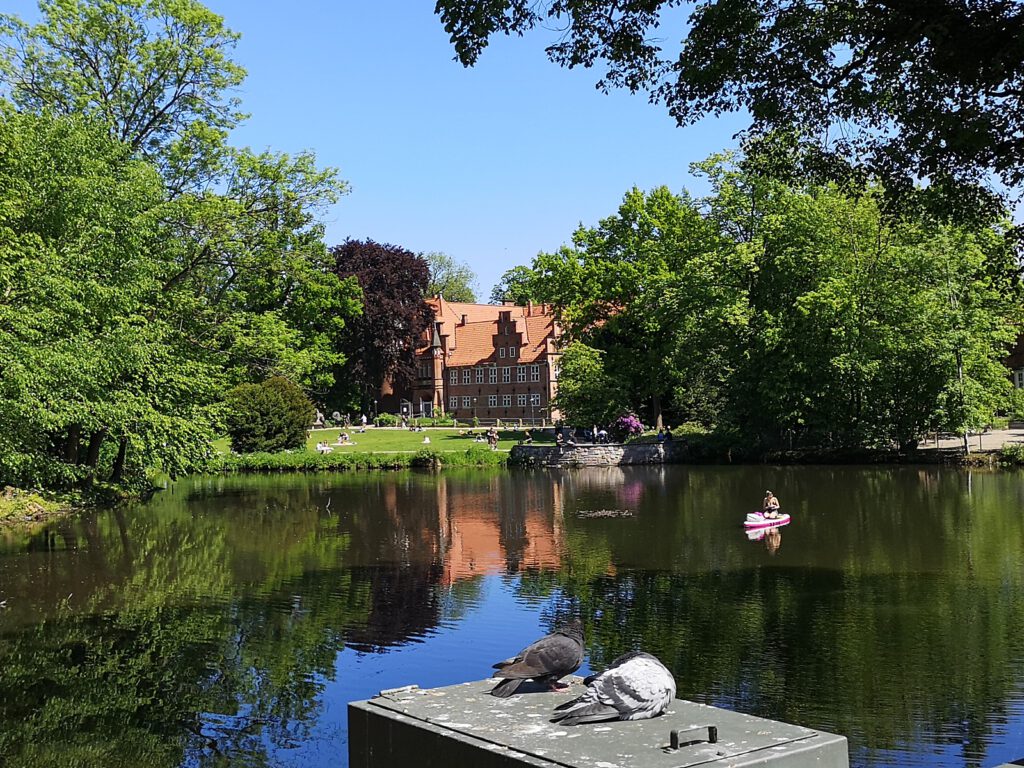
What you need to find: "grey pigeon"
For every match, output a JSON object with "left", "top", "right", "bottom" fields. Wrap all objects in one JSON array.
[
  {"left": 489, "top": 619, "right": 585, "bottom": 698},
  {"left": 550, "top": 650, "right": 675, "bottom": 725}
]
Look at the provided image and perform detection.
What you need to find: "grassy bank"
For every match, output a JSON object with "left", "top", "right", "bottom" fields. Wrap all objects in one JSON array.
[
  {"left": 210, "top": 445, "right": 509, "bottom": 473},
  {"left": 209, "top": 427, "right": 551, "bottom": 472},
  {"left": 0, "top": 487, "right": 68, "bottom": 528}
]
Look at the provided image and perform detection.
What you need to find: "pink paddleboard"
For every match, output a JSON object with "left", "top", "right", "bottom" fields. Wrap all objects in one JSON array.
[{"left": 744, "top": 512, "right": 791, "bottom": 529}]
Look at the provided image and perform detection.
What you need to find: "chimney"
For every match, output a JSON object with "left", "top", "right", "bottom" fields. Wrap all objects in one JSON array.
[
  {"left": 527, "top": 300, "right": 534, "bottom": 317},
  {"left": 461, "top": 314, "right": 467, "bottom": 325}
]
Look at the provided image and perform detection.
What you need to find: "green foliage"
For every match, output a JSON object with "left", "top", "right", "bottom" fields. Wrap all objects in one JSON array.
[
  {"left": 224, "top": 377, "right": 313, "bottom": 454},
  {"left": 436, "top": 1, "right": 1024, "bottom": 201},
  {"left": 532, "top": 152, "right": 1021, "bottom": 451},
  {"left": 0, "top": 109, "right": 220, "bottom": 489},
  {"left": 489, "top": 265, "right": 539, "bottom": 305},
  {"left": 0, "top": 2, "right": 360, "bottom": 491},
  {"left": 553, "top": 343, "right": 629, "bottom": 426},
  {"left": 0, "top": 0, "right": 246, "bottom": 160},
  {"left": 424, "top": 251, "right": 478, "bottom": 302},
  {"left": 374, "top": 413, "right": 400, "bottom": 427}
]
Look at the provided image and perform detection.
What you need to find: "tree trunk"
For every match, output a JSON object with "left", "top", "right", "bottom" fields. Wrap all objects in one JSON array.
[
  {"left": 85, "top": 430, "right": 106, "bottom": 468},
  {"left": 652, "top": 393, "right": 663, "bottom": 430},
  {"left": 110, "top": 437, "right": 129, "bottom": 483},
  {"left": 64, "top": 424, "right": 81, "bottom": 464}
]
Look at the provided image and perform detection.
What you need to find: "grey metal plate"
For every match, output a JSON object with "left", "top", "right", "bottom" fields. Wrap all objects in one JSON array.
[{"left": 366, "top": 678, "right": 826, "bottom": 768}]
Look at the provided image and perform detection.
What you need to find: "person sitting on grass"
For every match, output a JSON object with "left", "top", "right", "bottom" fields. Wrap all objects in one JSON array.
[
  {"left": 336, "top": 432, "right": 351, "bottom": 445},
  {"left": 522, "top": 430, "right": 533, "bottom": 445},
  {"left": 422, "top": 435, "right": 431, "bottom": 444}
]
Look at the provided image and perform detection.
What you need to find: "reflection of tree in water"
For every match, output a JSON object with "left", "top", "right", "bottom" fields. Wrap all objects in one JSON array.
[
  {"left": 345, "top": 562, "right": 444, "bottom": 652},
  {"left": 498, "top": 493, "right": 528, "bottom": 573}
]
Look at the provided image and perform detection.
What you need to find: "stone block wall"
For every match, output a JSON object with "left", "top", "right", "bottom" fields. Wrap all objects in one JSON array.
[{"left": 509, "top": 442, "right": 686, "bottom": 467}]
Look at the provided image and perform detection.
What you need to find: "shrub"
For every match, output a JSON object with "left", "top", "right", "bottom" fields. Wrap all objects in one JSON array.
[
  {"left": 612, "top": 413, "right": 644, "bottom": 440},
  {"left": 224, "top": 377, "right": 313, "bottom": 454},
  {"left": 375, "top": 413, "right": 400, "bottom": 427}
]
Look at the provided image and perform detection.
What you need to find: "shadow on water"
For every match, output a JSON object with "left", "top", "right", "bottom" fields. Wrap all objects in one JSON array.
[{"left": 0, "top": 466, "right": 1023, "bottom": 767}]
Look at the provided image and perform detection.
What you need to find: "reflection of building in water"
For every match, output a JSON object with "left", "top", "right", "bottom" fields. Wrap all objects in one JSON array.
[{"left": 436, "top": 476, "right": 564, "bottom": 585}]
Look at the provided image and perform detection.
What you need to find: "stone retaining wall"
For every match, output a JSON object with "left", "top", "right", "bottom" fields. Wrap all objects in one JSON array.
[{"left": 509, "top": 442, "right": 686, "bottom": 467}]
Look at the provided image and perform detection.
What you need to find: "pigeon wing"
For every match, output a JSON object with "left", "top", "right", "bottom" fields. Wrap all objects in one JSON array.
[
  {"left": 493, "top": 631, "right": 582, "bottom": 680},
  {"left": 551, "top": 652, "right": 675, "bottom": 725}
]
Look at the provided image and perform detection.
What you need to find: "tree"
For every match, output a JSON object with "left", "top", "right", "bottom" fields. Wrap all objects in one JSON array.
[
  {"left": 331, "top": 240, "right": 433, "bottom": 411},
  {"left": 533, "top": 185, "right": 744, "bottom": 428},
  {"left": 0, "top": 0, "right": 246, "bottom": 161},
  {"left": 423, "top": 251, "right": 477, "bottom": 302},
  {"left": 0, "top": 109, "right": 222, "bottom": 489},
  {"left": 551, "top": 343, "right": 629, "bottom": 427},
  {"left": 224, "top": 376, "right": 313, "bottom": 454},
  {"left": 0, "top": 1, "right": 361, "bottom": 490},
  {"left": 529, "top": 152, "right": 1019, "bottom": 449},
  {"left": 489, "top": 265, "right": 539, "bottom": 305},
  {"left": 435, "top": 1, "right": 1024, "bottom": 195}
]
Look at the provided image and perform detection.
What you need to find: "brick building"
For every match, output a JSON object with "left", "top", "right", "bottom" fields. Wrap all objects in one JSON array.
[{"left": 409, "top": 297, "right": 562, "bottom": 424}]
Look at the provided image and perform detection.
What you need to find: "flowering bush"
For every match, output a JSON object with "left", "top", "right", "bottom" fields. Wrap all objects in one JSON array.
[{"left": 613, "top": 413, "right": 644, "bottom": 439}]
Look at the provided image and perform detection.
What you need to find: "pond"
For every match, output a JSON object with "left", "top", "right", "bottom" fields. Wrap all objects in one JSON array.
[{"left": 1, "top": 466, "right": 1023, "bottom": 767}]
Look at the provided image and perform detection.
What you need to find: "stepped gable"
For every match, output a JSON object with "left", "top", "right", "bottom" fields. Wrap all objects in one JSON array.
[{"left": 424, "top": 297, "right": 557, "bottom": 365}]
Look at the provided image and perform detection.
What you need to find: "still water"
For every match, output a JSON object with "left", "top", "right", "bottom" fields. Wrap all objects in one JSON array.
[{"left": 1, "top": 466, "right": 1023, "bottom": 767}]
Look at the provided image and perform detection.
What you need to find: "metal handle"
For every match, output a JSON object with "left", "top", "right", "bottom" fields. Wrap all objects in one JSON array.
[{"left": 669, "top": 725, "right": 718, "bottom": 749}]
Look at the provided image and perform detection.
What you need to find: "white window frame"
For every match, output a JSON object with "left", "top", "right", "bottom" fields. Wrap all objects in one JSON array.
[
  {"left": 488, "top": 394, "right": 497, "bottom": 407},
  {"left": 502, "top": 394, "right": 512, "bottom": 407},
  {"left": 462, "top": 396, "right": 472, "bottom": 408},
  {"left": 488, "top": 367, "right": 497, "bottom": 384},
  {"left": 517, "top": 394, "right": 528, "bottom": 407},
  {"left": 476, "top": 367, "right": 484, "bottom": 383},
  {"left": 517, "top": 366, "right": 527, "bottom": 383},
  {"left": 531, "top": 364, "right": 540, "bottom": 382},
  {"left": 462, "top": 369, "right": 472, "bottom": 384},
  {"left": 509, "top": 346, "right": 517, "bottom": 358},
  {"left": 499, "top": 347, "right": 506, "bottom": 358},
  {"left": 1015, "top": 369, "right": 1024, "bottom": 389},
  {"left": 502, "top": 367, "right": 511, "bottom": 383},
  {"left": 531, "top": 393, "right": 541, "bottom": 406},
  {"left": 449, "top": 396, "right": 457, "bottom": 410},
  {"left": 449, "top": 369, "right": 458, "bottom": 385}
]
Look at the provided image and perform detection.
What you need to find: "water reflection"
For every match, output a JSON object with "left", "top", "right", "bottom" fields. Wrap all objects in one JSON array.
[{"left": 0, "top": 466, "right": 1022, "bottom": 767}]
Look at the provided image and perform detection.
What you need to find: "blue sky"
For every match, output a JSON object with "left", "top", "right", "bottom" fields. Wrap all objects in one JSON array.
[{"left": 9, "top": 1, "right": 745, "bottom": 299}]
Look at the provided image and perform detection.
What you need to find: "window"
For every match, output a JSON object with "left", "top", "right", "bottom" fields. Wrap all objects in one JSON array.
[
  {"left": 531, "top": 364, "right": 540, "bottom": 382},
  {"left": 462, "top": 369, "right": 472, "bottom": 384},
  {"left": 449, "top": 369, "right": 457, "bottom": 385},
  {"left": 499, "top": 347, "right": 506, "bottom": 358},
  {"left": 509, "top": 346, "right": 517, "bottom": 358},
  {"left": 449, "top": 396, "right": 457, "bottom": 410},
  {"left": 517, "top": 394, "right": 527, "bottom": 407},
  {"left": 517, "top": 366, "right": 527, "bottom": 383},
  {"left": 476, "top": 367, "right": 484, "bottom": 383},
  {"left": 502, "top": 367, "right": 511, "bottom": 383},
  {"left": 488, "top": 367, "right": 497, "bottom": 384},
  {"left": 1016, "top": 369, "right": 1024, "bottom": 389},
  {"left": 488, "top": 394, "right": 497, "bottom": 407},
  {"left": 531, "top": 393, "right": 541, "bottom": 406},
  {"left": 502, "top": 394, "right": 512, "bottom": 407},
  {"left": 462, "top": 396, "right": 472, "bottom": 408}
]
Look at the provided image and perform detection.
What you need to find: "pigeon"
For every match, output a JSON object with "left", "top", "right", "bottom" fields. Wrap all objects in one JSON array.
[
  {"left": 489, "top": 619, "right": 585, "bottom": 698},
  {"left": 550, "top": 650, "right": 675, "bottom": 725}
]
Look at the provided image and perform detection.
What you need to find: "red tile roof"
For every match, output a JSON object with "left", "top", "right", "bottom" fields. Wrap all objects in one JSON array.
[{"left": 419, "top": 297, "right": 560, "bottom": 367}]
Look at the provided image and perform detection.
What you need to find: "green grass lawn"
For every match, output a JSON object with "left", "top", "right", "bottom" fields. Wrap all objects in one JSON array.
[{"left": 214, "top": 427, "right": 554, "bottom": 455}]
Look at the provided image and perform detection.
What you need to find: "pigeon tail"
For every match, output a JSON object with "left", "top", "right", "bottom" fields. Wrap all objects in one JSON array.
[
  {"left": 489, "top": 677, "right": 524, "bottom": 698},
  {"left": 550, "top": 702, "right": 620, "bottom": 725}
]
